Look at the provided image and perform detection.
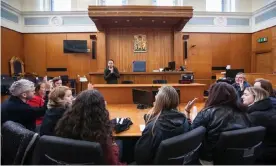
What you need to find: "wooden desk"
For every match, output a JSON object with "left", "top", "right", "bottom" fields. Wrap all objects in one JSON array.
[
  {"left": 89, "top": 71, "right": 193, "bottom": 84},
  {"left": 108, "top": 103, "right": 205, "bottom": 137},
  {"left": 94, "top": 83, "right": 206, "bottom": 104}
]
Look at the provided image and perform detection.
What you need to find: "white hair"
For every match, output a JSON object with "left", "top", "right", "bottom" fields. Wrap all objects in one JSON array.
[{"left": 9, "top": 79, "right": 35, "bottom": 97}]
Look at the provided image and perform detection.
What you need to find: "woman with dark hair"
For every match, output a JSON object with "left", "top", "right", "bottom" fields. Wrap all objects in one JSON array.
[
  {"left": 135, "top": 86, "right": 190, "bottom": 164},
  {"left": 55, "top": 89, "right": 122, "bottom": 165},
  {"left": 187, "top": 82, "right": 251, "bottom": 164},
  {"left": 254, "top": 78, "right": 276, "bottom": 108},
  {"left": 242, "top": 87, "right": 276, "bottom": 164}
]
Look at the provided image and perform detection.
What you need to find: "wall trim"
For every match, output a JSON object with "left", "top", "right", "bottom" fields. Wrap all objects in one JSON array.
[
  {"left": 252, "top": 0, "right": 276, "bottom": 15},
  {"left": 1, "top": 1, "right": 276, "bottom": 33}
]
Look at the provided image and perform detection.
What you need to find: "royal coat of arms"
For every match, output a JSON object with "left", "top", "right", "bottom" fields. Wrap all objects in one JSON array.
[{"left": 134, "top": 35, "right": 147, "bottom": 53}]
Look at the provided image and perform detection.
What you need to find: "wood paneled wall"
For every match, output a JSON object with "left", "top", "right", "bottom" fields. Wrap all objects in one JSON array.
[
  {"left": 106, "top": 28, "right": 173, "bottom": 72},
  {"left": 183, "top": 33, "right": 251, "bottom": 80},
  {"left": 23, "top": 33, "right": 99, "bottom": 78},
  {"left": 1, "top": 27, "right": 24, "bottom": 75},
  {"left": 251, "top": 26, "right": 276, "bottom": 73},
  {"left": 1, "top": 26, "right": 255, "bottom": 87}
]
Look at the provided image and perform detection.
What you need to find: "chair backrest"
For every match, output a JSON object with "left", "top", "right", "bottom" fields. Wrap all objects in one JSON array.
[
  {"left": 153, "top": 80, "right": 167, "bottom": 84},
  {"left": 1, "top": 76, "right": 15, "bottom": 95},
  {"left": 9, "top": 56, "right": 24, "bottom": 76},
  {"left": 154, "top": 126, "right": 206, "bottom": 165},
  {"left": 1, "top": 121, "right": 39, "bottom": 165},
  {"left": 122, "top": 80, "right": 133, "bottom": 84},
  {"left": 213, "top": 126, "right": 266, "bottom": 165},
  {"left": 60, "top": 75, "right": 69, "bottom": 85},
  {"left": 32, "top": 135, "right": 105, "bottom": 165}
]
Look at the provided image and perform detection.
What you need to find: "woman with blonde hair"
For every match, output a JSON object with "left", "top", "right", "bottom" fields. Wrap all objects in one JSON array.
[
  {"left": 135, "top": 86, "right": 190, "bottom": 164},
  {"left": 242, "top": 87, "right": 276, "bottom": 164},
  {"left": 254, "top": 78, "right": 276, "bottom": 108},
  {"left": 39, "top": 86, "right": 73, "bottom": 136}
]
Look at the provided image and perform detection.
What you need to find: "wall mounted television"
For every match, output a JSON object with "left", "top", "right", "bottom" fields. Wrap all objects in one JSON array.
[{"left": 63, "top": 40, "right": 89, "bottom": 53}]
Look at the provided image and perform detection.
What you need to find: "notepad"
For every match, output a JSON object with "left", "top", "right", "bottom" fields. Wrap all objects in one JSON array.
[
  {"left": 79, "top": 77, "right": 88, "bottom": 82},
  {"left": 140, "top": 125, "right": 145, "bottom": 131}
]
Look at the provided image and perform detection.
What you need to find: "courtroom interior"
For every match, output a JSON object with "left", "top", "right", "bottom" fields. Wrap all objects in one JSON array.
[{"left": 1, "top": 0, "right": 276, "bottom": 165}]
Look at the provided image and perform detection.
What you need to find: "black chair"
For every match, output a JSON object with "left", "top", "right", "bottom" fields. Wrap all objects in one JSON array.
[
  {"left": 60, "top": 75, "right": 69, "bottom": 86},
  {"left": 32, "top": 135, "right": 105, "bottom": 165},
  {"left": 213, "top": 126, "right": 266, "bottom": 165},
  {"left": 154, "top": 126, "right": 206, "bottom": 165},
  {"left": 153, "top": 80, "right": 167, "bottom": 84},
  {"left": 69, "top": 79, "right": 77, "bottom": 96},
  {"left": 122, "top": 80, "right": 134, "bottom": 84},
  {"left": 1, "top": 121, "right": 39, "bottom": 165},
  {"left": 1, "top": 75, "right": 15, "bottom": 95}
]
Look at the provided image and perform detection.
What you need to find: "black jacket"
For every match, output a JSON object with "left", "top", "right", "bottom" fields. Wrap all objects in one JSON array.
[
  {"left": 247, "top": 98, "right": 276, "bottom": 164},
  {"left": 39, "top": 107, "right": 66, "bottom": 136},
  {"left": 135, "top": 109, "right": 190, "bottom": 164},
  {"left": 232, "top": 81, "right": 251, "bottom": 97},
  {"left": 1, "top": 95, "right": 47, "bottom": 131},
  {"left": 191, "top": 105, "right": 251, "bottom": 161},
  {"left": 104, "top": 67, "right": 120, "bottom": 84},
  {"left": 270, "top": 97, "right": 276, "bottom": 109}
]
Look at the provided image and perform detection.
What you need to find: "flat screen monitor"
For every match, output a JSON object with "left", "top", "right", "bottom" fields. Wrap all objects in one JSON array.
[
  {"left": 132, "top": 89, "right": 153, "bottom": 106},
  {"left": 63, "top": 40, "right": 88, "bottom": 53},
  {"left": 226, "top": 69, "right": 244, "bottom": 79},
  {"left": 168, "top": 61, "right": 176, "bottom": 71}
]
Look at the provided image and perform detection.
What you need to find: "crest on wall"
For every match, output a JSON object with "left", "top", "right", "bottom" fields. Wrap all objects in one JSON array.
[{"left": 134, "top": 35, "right": 147, "bottom": 53}]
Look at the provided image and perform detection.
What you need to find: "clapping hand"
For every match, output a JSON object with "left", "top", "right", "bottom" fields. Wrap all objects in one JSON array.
[
  {"left": 184, "top": 98, "right": 198, "bottom": 114},
  {"left": 87, "top": 83, "right": 94, "bottom": 90}
]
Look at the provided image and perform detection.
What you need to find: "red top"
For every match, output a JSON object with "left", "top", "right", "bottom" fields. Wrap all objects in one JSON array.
[
  {"left": 27, "top": 95, "right": 44, "bottom": 125},
  {"left": 106, "top": 143, "right": 124, "bottom": 165}
]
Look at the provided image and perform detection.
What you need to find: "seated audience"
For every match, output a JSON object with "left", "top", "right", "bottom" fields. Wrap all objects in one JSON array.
[
  {"left": 254, "top": 78, "right": 276, "bottom": 108},
  {"left": 1, "top": 79, "right": 47, "bottom": 131},
  {"left": 188, "top": 82, "right": 251, "bottom": 164},
  {"left": 27, "top": 78, "right": 51, "bottom": 125},
  {"left": 135, "top": 86, "right": 190, "bottom": 164},
  {"left": 242, "top": 87, "right": 276, "bottom": 164},
  {"left": 52, "top": 77, "right": 62, "bottom": 88},
  {"left": 232, "top": 72, "right": 250, "bottom": 97},
  {"left": 55, "top": 89, "right": 122, "bottom": 165},
  {"left": 39, "top": 86, "right": 73, "bottom": 136}
]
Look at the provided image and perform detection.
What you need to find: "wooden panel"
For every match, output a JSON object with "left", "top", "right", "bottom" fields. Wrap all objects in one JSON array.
[
  {"left": 46, "top": 34, "right": 67, "bottom": 69},
  {"left": 252, "top": 26, "right": 276, "bottom": 73},
  {"left": 1, "top": 27, "right": 23, "bottom": 75},
  {"left": 106, "top": 28, "right": 173, "bottom": 72},
  {"left": 211, "top": 34, "right": 231, "bottom": 67},
  {"left": 256, "top": 52, "right": 273, "bottom": 73},
  {"left": 173, "top": 31, "right": 184, "bottom": 68},
  {"left": 109, "top": 103, "right": 205, "bottom": 137},
  {"left": 185, "top": 33, "right": 212, "bottom": 79},
  {"left": 89, "top": 72, "right": 192, "bottom": 84},
  {"left": 253, "top": 28, "right": 272, "bottom": 53},
  {"left": 230, "top": 34, "right": 251, "bottom": 72},
  {"left": 272, "top": 26, "right": 276, "bottom": 72},
  {"left": 66, "top": 33, "right": 97, "bottom": 78},
  {"left": 94, "top": 83, "right": 205, "bottom": 104},
  {"left": 96, "top": 32, "right": 106, "bottom": 72},
  {"left": 24, "top": 34, "right": 47, "bottom": 76}
]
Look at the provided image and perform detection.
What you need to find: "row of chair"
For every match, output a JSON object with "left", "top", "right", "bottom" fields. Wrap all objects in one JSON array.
[{"left": 1, "top": 121, "right": 266, "bottom": 165}]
